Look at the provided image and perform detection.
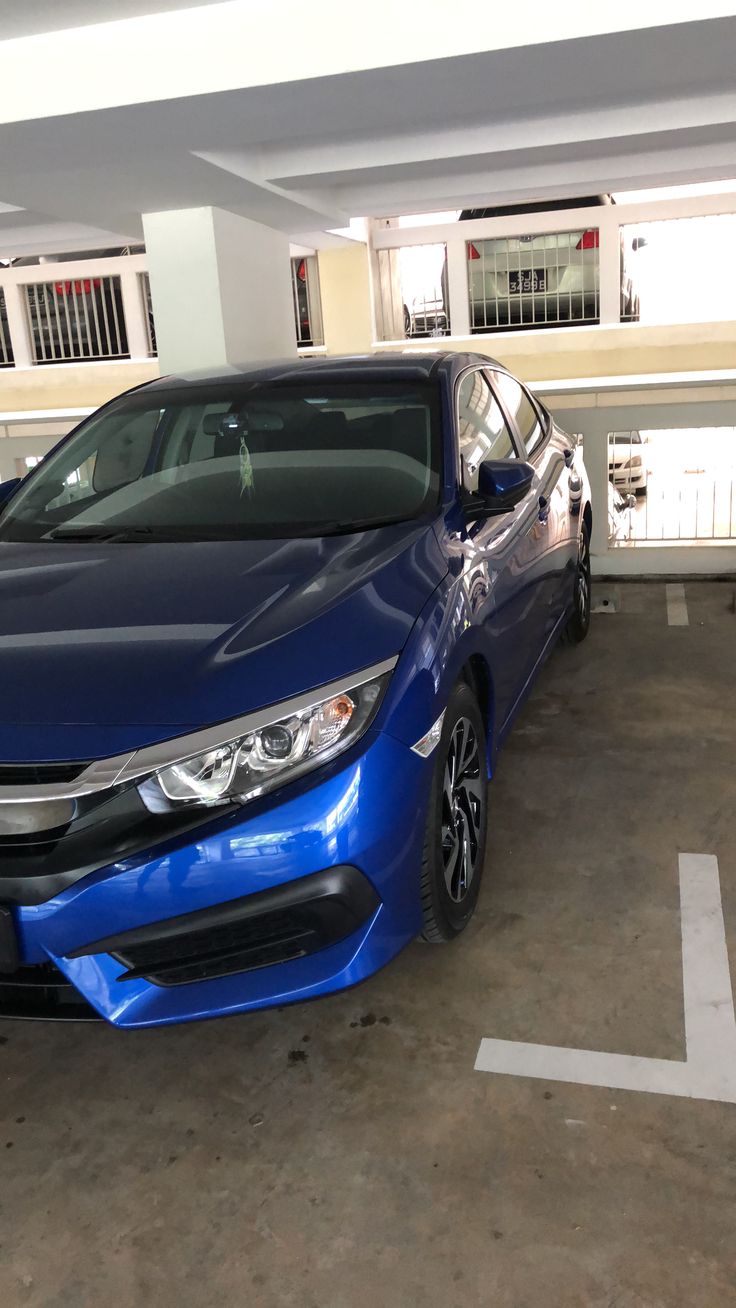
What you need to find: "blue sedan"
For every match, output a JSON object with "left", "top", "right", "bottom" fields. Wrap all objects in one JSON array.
[{"left": 0, "top": 353, "right": 591, "bottom": 1027}]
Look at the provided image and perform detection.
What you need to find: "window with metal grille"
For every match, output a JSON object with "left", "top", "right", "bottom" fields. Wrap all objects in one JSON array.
[
  {"left": 467, "top": 230, "right": 600, "bottom": 331},
  {"left": 620, "top": 213, "right": 736, "bottom": 324},
  {"left": 290, "top": 256, "right": 324, "bottom": 348},
  {"left": 23, "top": 275, "right": 129, "bottom": 363},
  {"left": 138, "top": 271, "right": 157, "bottom": 355},
  {"left": 607, "top": 428, "right": 736, "bottom": 547},
  {"left": 373, "top": 244, "right": 449, "bottom": 341},
  {"left": 0, "top": 290, "right": 13, "bottom": 367}
]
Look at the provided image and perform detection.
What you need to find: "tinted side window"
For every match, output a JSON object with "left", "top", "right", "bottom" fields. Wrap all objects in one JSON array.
[
  {"left": 457, "top": 369, "right": 516, "bottom": 491},
  {"left": 491, "top": 372, "right": 545, "bottom": 457}
]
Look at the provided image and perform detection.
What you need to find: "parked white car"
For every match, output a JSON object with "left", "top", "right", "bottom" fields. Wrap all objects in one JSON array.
[
  {"left": 462, "top": 196, "right": 642, "bottom": 330},
  {"left": 609, "top": 430, "right": 647, "bottom": 494}
]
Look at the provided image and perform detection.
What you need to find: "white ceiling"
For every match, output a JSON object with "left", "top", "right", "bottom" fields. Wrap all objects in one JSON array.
[
  {"left": 1, "top": 11, "right": 735, "bottom": 256},
  {"left": 0, "top": 0, "right": 226, "bottom": 40}
]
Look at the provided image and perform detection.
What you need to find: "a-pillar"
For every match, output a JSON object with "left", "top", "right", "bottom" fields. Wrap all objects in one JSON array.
[{"left": 141, "top": 207, "right": 296, "bottom": 374}]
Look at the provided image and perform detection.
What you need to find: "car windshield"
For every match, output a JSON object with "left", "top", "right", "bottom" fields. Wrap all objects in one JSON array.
[
  {"left": 0, "top": 381, "right": 441, "bottom": 543},
  {"left": 612, "top": 432, "right": 641, "bottom": 444}
]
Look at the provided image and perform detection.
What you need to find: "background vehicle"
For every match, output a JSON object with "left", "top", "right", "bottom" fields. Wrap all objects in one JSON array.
[
  {"left": 609, "top": 430, "right": 648, "bottom": 494},
  {"left": 0, "top": 353, "right": 590, "bottom": 1027},
  {"left": 461, "top": 195, "right": 642, "bottom": 330},
  {"left": 608, "top": 482, "right": 637, "bottom": 543}
]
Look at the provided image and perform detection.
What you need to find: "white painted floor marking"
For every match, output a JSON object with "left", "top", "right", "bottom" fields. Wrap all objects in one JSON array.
[
  {"left": 666, "top": 582, "right": 689, "bottom": 626},
  {"left": 475, "top": 855, "right": 736, "bottom": 1103}
]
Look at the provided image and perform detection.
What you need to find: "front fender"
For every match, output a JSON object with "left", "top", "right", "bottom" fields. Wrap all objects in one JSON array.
[{"left": 380, "top": 567, "right": 497, "bottom": 769}]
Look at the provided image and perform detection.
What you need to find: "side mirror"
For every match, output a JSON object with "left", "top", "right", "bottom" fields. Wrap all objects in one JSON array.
[
  {"left": 631, "top": 236, "right": 648, "bottom": 252},
  {"left": 0, "top": 478, "right": 21, "bottom": 511},
  {"left": 626, "top": 493, "right": 637, "bottom": 509},
  {"left": 465, "top": 460, "right": 535, "bottom": 518}
]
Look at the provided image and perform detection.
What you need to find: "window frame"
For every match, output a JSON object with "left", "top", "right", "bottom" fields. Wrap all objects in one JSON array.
[
  {"left": 453, "top": 365, "right": 526, "bottom": 488},
  {"left": 486, "top": 368, "right": 551, "bottom": 461}
]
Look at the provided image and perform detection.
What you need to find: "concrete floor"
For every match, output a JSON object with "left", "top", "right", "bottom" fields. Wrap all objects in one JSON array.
[{"left": 2, "top": 580, "right": 736, "bottom": 1307}]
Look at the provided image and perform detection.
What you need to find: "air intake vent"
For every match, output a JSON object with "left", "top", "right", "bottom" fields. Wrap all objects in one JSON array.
[
  {"left": 114, "top": 909, "right": 318, "bottom": 986},
  {"left": 69, "top": 865, "right": 381, "bottom": 987},
  {"left": 0, "top": 762, "right": 88, "bottom": 786}
]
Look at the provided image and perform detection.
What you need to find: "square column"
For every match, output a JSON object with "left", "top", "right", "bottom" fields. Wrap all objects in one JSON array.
[
  {"left": 317, "top": 244, "right": 374, "bottom": 354},
  {"left": 142, "top": 207, "right": 296, "bottom": 373}
]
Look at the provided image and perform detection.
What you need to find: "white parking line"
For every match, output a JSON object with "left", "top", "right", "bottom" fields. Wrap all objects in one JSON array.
[
  {"left": 475, "top": 854, "right": 736, "bottom": 1103},
  {"left": 666, "top": 582, "right": 689, "bottom": 626}
]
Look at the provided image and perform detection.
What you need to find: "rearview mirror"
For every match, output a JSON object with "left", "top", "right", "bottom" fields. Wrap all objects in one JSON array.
[{"left": 465, "top": 460, "right": 535, "bottom": 519}]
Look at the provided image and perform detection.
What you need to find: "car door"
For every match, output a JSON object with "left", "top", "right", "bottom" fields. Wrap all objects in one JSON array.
[
  {"left": 489, "top": 370, "right": 573, "bottom": 637},
  {"left": 455, "top": 366, "right": 549, "bottom": 731}
]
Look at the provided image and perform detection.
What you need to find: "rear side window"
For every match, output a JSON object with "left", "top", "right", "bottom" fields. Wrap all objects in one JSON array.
[{"left": 490, "top": 372, "right": 545, "bottom": 457}]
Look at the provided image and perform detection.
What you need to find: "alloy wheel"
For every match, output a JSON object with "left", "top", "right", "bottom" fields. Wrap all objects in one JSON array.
[
  {"left": 577, "top": 527, "right": 591, "bottom": 623},
  {"left": 440, "top": 717, "right": 484, "bottom": 902}
]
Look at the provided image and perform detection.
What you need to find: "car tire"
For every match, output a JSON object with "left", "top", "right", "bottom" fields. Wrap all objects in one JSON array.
[
  {"left": 560, "top": 520, "right": 591, "bottom": 645},
  {"left": 419, "top": 682, "right": 488, "bottom": 943}
]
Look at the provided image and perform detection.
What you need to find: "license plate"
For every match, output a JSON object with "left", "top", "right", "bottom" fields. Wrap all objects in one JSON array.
[{"left": 509, "top": 270, "right": 546, "bottom": 294}]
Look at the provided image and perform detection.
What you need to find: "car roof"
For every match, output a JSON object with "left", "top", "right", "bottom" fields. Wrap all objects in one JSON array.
[
  {"left": 460, "top": 194, "right": 612, "bottom": 220},
  {"left": 144, "top": 351, "right": 508, "bottom": 393}
]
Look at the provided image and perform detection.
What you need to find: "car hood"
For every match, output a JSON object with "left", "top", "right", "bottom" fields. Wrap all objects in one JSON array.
[{"left": 0, "top": 522, "right": 447, "bottom": 760}]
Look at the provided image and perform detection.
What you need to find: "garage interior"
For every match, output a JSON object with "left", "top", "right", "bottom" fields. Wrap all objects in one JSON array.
[{"left": 1, "top": 4, "right": 736, "bottom": 1306}]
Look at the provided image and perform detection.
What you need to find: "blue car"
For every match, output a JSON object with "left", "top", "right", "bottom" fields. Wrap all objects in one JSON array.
[{"left": 0, "top": 353, "right": 590, "bottom": 1027}]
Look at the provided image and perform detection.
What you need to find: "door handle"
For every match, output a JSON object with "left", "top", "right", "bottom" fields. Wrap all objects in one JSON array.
[{"left": 538, "top": 495, "right": 550, "bottom": 524}]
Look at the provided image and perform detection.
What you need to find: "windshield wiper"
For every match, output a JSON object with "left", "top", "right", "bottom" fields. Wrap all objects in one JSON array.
[
  {"left": 293, "top": 514, "right": 409, "bottom": 538},
  {"left": 46, "top": 525, "right": 156, "bottom": 542}
]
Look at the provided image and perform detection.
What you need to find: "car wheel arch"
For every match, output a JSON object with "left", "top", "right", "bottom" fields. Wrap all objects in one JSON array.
[{"left": 458, "top": 655, "right": 495, "bottom": 778}]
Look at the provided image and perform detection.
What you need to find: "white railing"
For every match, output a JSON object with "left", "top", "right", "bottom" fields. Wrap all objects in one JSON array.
[
  {"left": 25, "top": 275, "right": 128, "bottom": 363},
  {"left": 0, "top": 253, "right": 151, "bottom": 369},
  {"left": 371, "top": 191, "right": 736, "bottom": 343},
  {"left": 138, "top": 271, "right": 157, "bottom": 357},
  {"left": 540, "top": 373, "right": 736, "bottom": 575},
  {"left": 0, "top": 251, "right": 325, "bottom": 369},
  {"left": 0, "top": 290, "right": 13, "bottom": 366}
]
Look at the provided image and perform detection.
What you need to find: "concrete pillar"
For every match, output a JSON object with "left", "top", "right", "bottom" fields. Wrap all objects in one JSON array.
[
  {"left": 141, "top": 207, "right": 296, "bottom": 374},
  {"left": 317, "top": 244, "right": 374, "bottom": 355}
]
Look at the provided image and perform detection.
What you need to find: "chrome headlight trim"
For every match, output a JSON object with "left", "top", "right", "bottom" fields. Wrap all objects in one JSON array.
[{"left": 0, "top": 656, "right": 398, "bottom": 804}]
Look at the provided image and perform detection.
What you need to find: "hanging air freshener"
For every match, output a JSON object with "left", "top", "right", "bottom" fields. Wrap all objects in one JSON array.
[{"left": 239, "top": 436, "right": 255, "bottom": 498}]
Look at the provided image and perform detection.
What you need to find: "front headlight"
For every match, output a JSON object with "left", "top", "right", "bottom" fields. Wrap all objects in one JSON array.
[{"left": 137, "top": 669, "right": 391, "bottom": 813}]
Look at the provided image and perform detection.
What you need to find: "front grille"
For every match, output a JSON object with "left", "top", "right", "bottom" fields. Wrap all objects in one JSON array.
[
  {"left": 0, "top": 962, "right": 100, "bottom": 1020},
  {"left": 114, "top": 907, "right": 322, "bottom": 986},
  {"left": 0, "top": 762, "right": 88, "bottom": 786}
]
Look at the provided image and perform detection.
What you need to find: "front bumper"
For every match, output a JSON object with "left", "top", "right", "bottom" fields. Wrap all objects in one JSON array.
[
  {"left": 610, "top": 464, "right": 647, "bottom": 490},
  {"left": 0, "top": 731, "right": 430, "bottom": 1028}
]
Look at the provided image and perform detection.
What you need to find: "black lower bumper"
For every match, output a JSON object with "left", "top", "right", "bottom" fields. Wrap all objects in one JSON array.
[
  {"left": 0, "top": 962, "right": 101, "bottom": 1021},
  {"left": 68, "top": 865, "right": 380, "bottom": 988}
]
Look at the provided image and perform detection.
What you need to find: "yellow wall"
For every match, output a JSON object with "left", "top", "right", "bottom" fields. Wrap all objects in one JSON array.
[
  {"left": 317, "top": 245, "right": 374, "bottom": 355},
  {"left": 391, "top": 321, "right": 736, "bottom": 383},
  {"left": 0, "top": 360, "right": 159, "bottom": 414}
]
